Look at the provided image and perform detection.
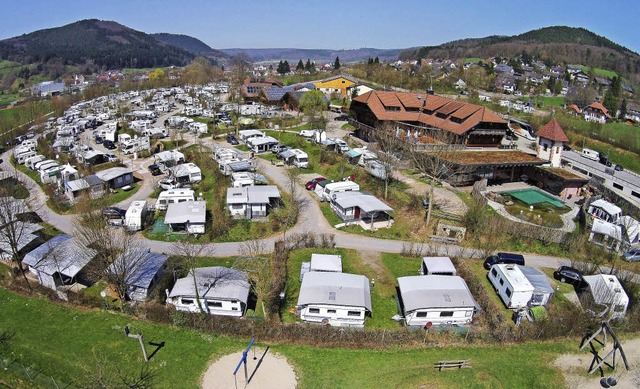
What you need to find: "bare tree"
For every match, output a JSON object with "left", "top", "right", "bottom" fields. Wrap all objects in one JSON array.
[
  {"left": 74, "top": 202, "right": 149, "bottom": 307},
  {"left": 77, "top": 350, "right": 156, "bottom": 389},
  {"left": 0, "top": 185, "right": 40, "bottom": 291},
  {"left": 171, "top": 240, "right": 214, "bottom": 313},
  {"left": 282, "top": 167, "right": 308, "bottom": 239},
  {"left": 370, "top": 123, "right": 405, "bottom": 199},
  {"left": 234, "top": 238, "right": 272, "bottom": 318}
]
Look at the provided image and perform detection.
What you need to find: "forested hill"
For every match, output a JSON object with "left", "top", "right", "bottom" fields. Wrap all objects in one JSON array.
[
  {"left": 151, "top": 33, "right": 229, "bottom": 64},
  {"left": 401, "top": 26, "right": 640, "bottom": 78},
  {"left": 0, "top": 19, "right": 196, "bottom": 69}
]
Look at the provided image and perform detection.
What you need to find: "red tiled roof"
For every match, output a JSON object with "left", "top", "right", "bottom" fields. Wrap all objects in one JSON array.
[
  {"left": 352, "top": 91, "right": 506, "bottom": 135},
  {"left": 537, "top": 118, "right": 569, "bottom": 142},
  {"left": 587, "top": 102, "right": 611, "bottom": 117}
]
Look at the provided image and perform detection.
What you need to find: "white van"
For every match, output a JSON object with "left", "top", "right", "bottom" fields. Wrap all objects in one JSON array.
[
  {"left": 290, "top": 149, "right": 309, "bottom": 168},
  {"left": 487, "top": 264, "right": 534, "bottom": 309},
  {"left": 322, "top": 181, "right": 360, "bottom": 202},
  {"left": 156, "top": 189, "right": 195, "bottom": 211},
  {"left": 581, "top": 148, "right": 600, "bottom": 161}
]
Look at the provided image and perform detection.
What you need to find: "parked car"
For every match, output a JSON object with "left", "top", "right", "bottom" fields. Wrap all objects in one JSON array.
[
  {"left": 148, "top": 163, "right": 162, "bottom": 176},
  {"left": 95, "top": 136, "right": 103, "bottom": 144},
  {"left": 104, "top": 140, "right": 117, "bottom": 150},
  {"left": 105, "top": 153, "right": 118, "bottom": 162},
  {"left": 305, "top": 176, "right": 327, "bottom": 190},
  {"left": 483, "top": 252, "right": 525, "bottom": 270},
  {"left": 614, "top": 164, "right": 624, "bottom": 172},
  {"left": 334, "top": 114, "right": 349, "bottom": 121},
  {"left": 622, "top": 248, "right": 640, "bottom": 262},
  {"left": 553, "top": 266, "right": 584, "bottom": 286},
  {"left": 226, "top": 134, "right": 239, "bottom": 145},
  {"left": 102, "top": 207, "right": 126, "bottom": 219},
  {"left": 158, "top": 178, "right": 179, "bottom": 190}
]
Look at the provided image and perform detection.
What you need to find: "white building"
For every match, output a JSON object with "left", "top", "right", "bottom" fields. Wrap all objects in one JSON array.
[
  {"left": 536, "top": 119, "right": 569, "bottom": 168},
  {"left": 226, "top": 185, "right": 281, "bottom": 219}
]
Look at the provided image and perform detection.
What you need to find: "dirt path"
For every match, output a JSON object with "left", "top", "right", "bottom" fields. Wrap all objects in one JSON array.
[
  {"left": 554, "top": 337, "right": 640, "bottom": 388},
  {"left": 201, "top": 348, "right": 297, "bottom": 389}
]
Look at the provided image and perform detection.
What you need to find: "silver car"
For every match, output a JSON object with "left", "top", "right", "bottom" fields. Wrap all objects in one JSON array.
[{"left": 622, "top": 248, "right": 640, "bottom": 262}]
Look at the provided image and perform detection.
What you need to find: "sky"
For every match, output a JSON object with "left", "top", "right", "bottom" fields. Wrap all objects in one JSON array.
[{"left": 0, "top": 0, "right": 638, "bottom": 53}]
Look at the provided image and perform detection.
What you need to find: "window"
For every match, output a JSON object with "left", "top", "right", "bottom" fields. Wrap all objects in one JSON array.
[
  {"left": 309, "top": 308, "right": 320, "bottom": 314},
  {"left": 506, "top": 288, "right": 512, "bottom": 297},
  {"left": 327, "top": 309, "right": 336, "bottom": 314},
  {"left": 543, "top": 144, "right": 548, "bottom": 152},
  {"left": 232, "top": 204, "right": 243, "bottom": 210},
  {"left": 181, "top": 298, "right": 194, "bottom": 305},
  {"left": 465, "top": 311, "right": 472, "bottom": 317},
  {"left": 491, "top": 268, "right": 497, "bottom": 277},
  {"left": 632, "top": 191, "right": 640, "bottom": 199},
  {"left": 499, "top": 278, "right": 504, "bottom": 286},
  {"left": 416, "top": 312, "right": 428, "bottom": 318},
  {"left": 207, "top": 301, "right": 222, "bottom": 308},
  {"left": 347, "top": 311, "right": 361, "bottom": 317},
  {"left": 439, "top": 311, "right": 454, "bottom": 317},
  {"left": 613, "top": 183, "right": 623, "bottom": 190}
]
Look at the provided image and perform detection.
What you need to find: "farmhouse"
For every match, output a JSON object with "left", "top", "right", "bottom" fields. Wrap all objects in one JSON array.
[
  {"left": 313, "top": 74, "right": 357, "bottom": 97},
  {"left": 164, "top": 201, "right": 206, "bottom": 235},
  {"left": 22, "top": 235, "right": 96, "bottom": 291},
  {"left": 349, "top": 90, "right": 508, "bottom": 147},
  {"left": 166, "top": 267, "right": 251, "bottom": 317},
  {"left": 583, "top": 102, "right": 611, "bottom": 123},
  {"left": 397, "top": 275, "right": 476, "bottom": 327},
  {"left": 226, "top": 185, "right": 281, "bottom": 219},
  {"left": 296, "top": 271, "right": 371, "bottom": 327}
]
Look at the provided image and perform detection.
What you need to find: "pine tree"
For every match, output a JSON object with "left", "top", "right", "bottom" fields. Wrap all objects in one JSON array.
[
  {"left": 374, "top": 57, "right": 379, "bottom": 64},
  {"left": 296, "top": 59, "right": 304, "bottom": 71},
  {"left": 277, "top": 60, "right": 285, "bottom": 75},
  {"left": 334, "top": 56, "right": 341, "bottom": 70},
  {"left": 283, "top": 60, "right": 291, "bottom": 73},
  {"left": 305, "top": 59, "right": 312, "bottom": 71}
]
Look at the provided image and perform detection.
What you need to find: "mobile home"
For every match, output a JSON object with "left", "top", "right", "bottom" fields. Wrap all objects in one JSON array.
[
  {"left": 321, "top": 181, "right": 360, "bottom": 202},
  {"left": 397, "top": 275, "right": 476, "bottom": 327},
  {"left": 125, "top": 200, "right": 148, "bottom": 231},
  {"left": 169, "top": 163, "right": 202, "bottom": 184},
  {"left": 156, "top": 189, "right": 195, "bottom": 211},
  {"left": 420, "top": 257, "right": 457, "bottom": 276},
  {"left": 487, "top": 264, "right": 535, "bottom": 309}
]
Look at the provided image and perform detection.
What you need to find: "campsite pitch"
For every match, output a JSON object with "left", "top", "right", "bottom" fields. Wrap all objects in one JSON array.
[{"left": 201, "top": 348, "right": 297, "bottom": 389}]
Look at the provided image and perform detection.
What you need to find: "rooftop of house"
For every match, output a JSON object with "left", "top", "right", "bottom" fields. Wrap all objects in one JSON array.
[
  {"left": 537, "top": 119, "right": 569, "bottom": 142},
  {"left": 429, "top": 150, "right": 545, "bottom": 167}
]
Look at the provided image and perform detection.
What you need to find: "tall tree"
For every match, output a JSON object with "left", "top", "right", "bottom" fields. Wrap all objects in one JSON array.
[
  {"left": 296, "top": 59, "right": 304, "bottom": 71},
  {"left": 298, "top": 90, "right": 327, "bottom": 125},
  {"left": 334, "top": 56, "right": 341, "bottom": 70}
]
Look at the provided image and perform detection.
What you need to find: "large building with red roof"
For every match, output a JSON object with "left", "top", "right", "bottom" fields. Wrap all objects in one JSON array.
[
  {"left": 349, "top": 90, "right": 508, "bottom": 147},
  {"left": 536, "top": 118, "right": 569, "bottom": 168}
]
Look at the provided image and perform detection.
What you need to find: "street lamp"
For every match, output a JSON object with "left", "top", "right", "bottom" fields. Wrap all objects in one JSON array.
[{"left": 100, "top": 289, "right": 109, "bottom": 309}]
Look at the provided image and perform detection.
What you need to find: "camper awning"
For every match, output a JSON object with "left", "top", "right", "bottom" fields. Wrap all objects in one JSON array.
[
  {"left": 229, "top": 161, "right": 253, "bottom": 172},
  {"left": 279, "top": 150, "right": 296, "bottom": 159},
  {"left": 333, "top": 191, "right": 393, "bottom": 213}
]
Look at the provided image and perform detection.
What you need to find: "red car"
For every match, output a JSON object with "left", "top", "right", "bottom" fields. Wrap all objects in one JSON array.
[{"left": 305, "top": 177, "right": 326, "bottom": 190}]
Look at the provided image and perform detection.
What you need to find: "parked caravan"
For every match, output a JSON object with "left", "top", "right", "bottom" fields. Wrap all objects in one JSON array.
[
  {"left": 121, "top": 136, "right": 150, "bottom": 155},
  {"left": 169, "top": 163, "right": 202, "bottom": 184},
  {"left": 156, "top": 189, "right": 195, "bottom": 211},
  {"left": 290, "top": 149, "right": 309, "bottom": 168},
  {"left": 322, "top": 181, "right": 360, "bottom": 202},
  {"left": 15, "top": 150, "right": 37, "bottom": 165},
  {"left": 219, "top": 159, "right": 253, "bottom": 176},
  {"left": 25, "top": 155, "right": 46, "bottom": 170},
  {"left": 125, "top": 201, "right": 148, "bottom": 231},
  {"left": 581, "top": 148, "right": 600, "bottom": 161},
  {"left": 488, "top": 264, "right": 535, "bottom": 309}
]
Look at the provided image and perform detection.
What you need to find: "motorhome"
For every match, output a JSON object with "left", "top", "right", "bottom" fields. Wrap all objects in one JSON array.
[
  {"left": 125, "top": 201, "right": 148, "bottom": 231},
  {"left": 231, "top": 172, "right": 266, "bottom": 188},
  {"left": 96, "top": 127, "right": 117, "bottom": 142},
  {"left": 321, "top": 181, "right": 360, "bottom": 202},
  {"left": 238, "top": 129, "right": 265, "bottom": 143},
  {"left": 279, "top": 148, "right": 309, "bottom": 168},
  {"left": 219, "top": 159, "right": 253, "bottom": 176},
  {"left": 582, "top": 148, "right": 600, "bottom": 161},
  {"left": 141, "top": 127, "right": 168, "bottom": 139},
  {"left": 488, "top": 264, "right": 535, "bottom": 309},
  {"left": 121, "top": 136, "right": 150, "bottom": 155},
  {"left": 39, "top": 164, "right": 62, "bottom": 184},
  {"left": 156, "top": 189, "right": 195, "bottom": 211}
]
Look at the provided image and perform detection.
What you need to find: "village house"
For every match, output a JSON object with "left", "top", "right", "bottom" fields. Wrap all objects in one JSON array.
[
  {"left": 166, "top": 267, "right": 251, "bottom": 317},
  {"left": 583, "top": 102, "right": 611, "bottom": 123},
  {"left": 313, "top": 75, "right": 358, "bottom": 97}
]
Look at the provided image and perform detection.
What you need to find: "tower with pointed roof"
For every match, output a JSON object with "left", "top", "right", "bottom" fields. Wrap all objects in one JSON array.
[{"left": 536, "top": 118, "right": 569, "bottom": 168}]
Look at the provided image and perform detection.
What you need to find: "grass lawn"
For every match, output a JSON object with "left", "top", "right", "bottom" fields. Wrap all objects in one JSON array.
[
  {"left": 0, "top": 287, "right": 576, "bottom": 388},
  {"left": 0, "top": 93, "right": 21, "bottom": 107},
  {"left": 463, "top": 57, "right": 484, "bottom": 64},
  {"left": 578, "top": 66, "right": 618, "bottom": 79}
]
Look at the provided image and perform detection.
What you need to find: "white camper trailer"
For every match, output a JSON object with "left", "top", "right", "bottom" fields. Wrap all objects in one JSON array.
[
  {"left": 321, "top": 181, "right": 360, "bottom": 202},
  {"left": 169, "top": 163, "right": 202, "bottom": 184},
  {"left": 488, "top": 264, "right": 535, "bottom": 309},
  {"left": 125, "top": 200, "right": 148, "bottom": 231},
  {"left": 156, "top": 189, "right": 195, "bottom": 211}
]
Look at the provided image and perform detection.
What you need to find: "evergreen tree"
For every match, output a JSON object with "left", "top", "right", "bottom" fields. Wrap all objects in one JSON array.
[
  {"left": 367, "top": 57, "right": 373, "bottom": 65},
  {"left": 277, "top": 60, "right": 285, "bottom": 75},
  {"left": 334, "top": 56, "right": 341, "bottom": 70},
  {"left": 283, "top": 60, "right": 291, "bottom": 73},
  {"left": 305, "top": 59, "right": 312, "bottom": 71},
  {"left": 296, "top": 59, "right": 304, "bottom": 71},
  {"left": 374, "top": 57, "right": 379, "bottom": 64},
  {"left": 619, "top": 98, "right": 627, "bottom": 120}
]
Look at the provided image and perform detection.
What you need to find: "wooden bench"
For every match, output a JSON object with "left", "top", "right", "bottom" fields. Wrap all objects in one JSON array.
[{"left": 433, "top": 359, "right": 471, "bottom": 371}]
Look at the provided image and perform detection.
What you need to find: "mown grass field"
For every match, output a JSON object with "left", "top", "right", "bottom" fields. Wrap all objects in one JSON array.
[{"left": 0, "top": 287, "right": 577, "bottom": 388}]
